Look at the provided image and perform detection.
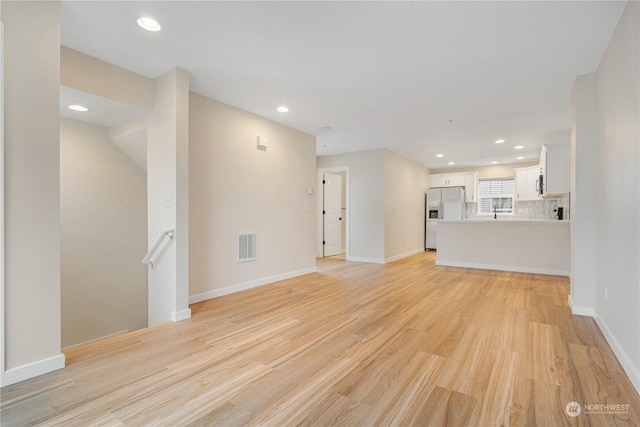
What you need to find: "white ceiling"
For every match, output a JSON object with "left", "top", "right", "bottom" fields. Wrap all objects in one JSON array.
[{"left": 60, "top": 1, "right": 625, "bottom": 169}]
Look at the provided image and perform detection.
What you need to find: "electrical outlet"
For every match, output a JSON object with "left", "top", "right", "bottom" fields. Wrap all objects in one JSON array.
[
  {"left": 458, "top": 245, "right": 464, "bottom": 253},
  {"left": 291, "top": 251, "right": 296, "bottom": 259}
]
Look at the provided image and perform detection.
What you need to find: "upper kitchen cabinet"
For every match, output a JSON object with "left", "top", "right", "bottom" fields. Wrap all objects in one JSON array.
[
  {"left": 430, "top": 171, "right": 477, "bottom": 203},
  {"left": 464, "top": 172, "right": 478, "bottom": 203},
  {"left": 515, "top": 166, "right": 542, "bottom": 201},
  {"left": 431, "top": 174, "right": 465, "bottom": 188},
  {"left": 540, "top": 143, "right": 570, "bottom": 195}
]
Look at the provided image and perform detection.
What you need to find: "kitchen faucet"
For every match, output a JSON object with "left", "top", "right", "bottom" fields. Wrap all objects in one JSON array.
[{"left": 494, "top": 204, "right": 497, "bottom": 219}]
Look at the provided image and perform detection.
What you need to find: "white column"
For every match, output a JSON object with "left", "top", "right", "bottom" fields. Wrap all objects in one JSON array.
[
  {"left": 147, "top": 68, "right": 191, "bottom": 325},
  {"left": 569, "top": 73, "right": 598, "bottom": 314}
]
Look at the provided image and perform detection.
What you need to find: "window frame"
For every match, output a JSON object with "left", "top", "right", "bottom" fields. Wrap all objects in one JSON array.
[{"left": 477, "top": 177, "right": 516, "bottom": 216}]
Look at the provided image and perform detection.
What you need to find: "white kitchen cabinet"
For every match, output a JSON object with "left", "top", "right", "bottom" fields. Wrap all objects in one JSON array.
[
  {"left": 515, "top": 166, "right": 542, "bottom": 201},
  {"left": 431, "top": 174, "right": 465, "bottom": 188},
  {"left": 430, "top": 175, "right": 449, "bottom": 188},
  {"left": 431, "top": 172, "right": 477, "bottom": 202},
  {"left": 464, "top": 172, "right": 478, "bottom": 202},
  {"left": 540, "top": 144, "right": 570, "bottom": 195}
]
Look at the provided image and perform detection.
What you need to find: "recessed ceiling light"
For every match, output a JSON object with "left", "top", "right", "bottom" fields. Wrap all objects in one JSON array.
[
  {"left": 494, "top": 139, "right": 506, "bottom": 144},
  {"left": 137, "top": 17, "right": 161, "bottom": 32},
  {"left": 68, "top": 104, "right": 89, "bottom": 112},
  {"left": 517, "top": 156, "right": 525, "bottom": 160},
  {"left": 436, "top": 154, "right": 444, "bottom": 158},
  {"left": 277, "top": 106, "right": 289, "bottom": 113},
  {"left": 491, "top": 161, "right": 498, "bottom": 164},
  {"left": 448, "top": 162, "right": 455, "bottom": 165},
  {"left": 514, "top": 145, "right": 524, "bottom": 150}
]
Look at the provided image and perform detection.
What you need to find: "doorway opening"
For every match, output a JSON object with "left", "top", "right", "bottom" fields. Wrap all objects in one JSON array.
[
  {"left": 59, "top": 86, "right": 150, "bottom": 350},
  {"left": 317, "top": 166, "right": 349, "bottom": 260}
]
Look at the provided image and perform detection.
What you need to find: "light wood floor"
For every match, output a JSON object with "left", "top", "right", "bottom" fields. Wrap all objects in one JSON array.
[{"left": 2, "top": 252, "right": 639, "bottom": 426}]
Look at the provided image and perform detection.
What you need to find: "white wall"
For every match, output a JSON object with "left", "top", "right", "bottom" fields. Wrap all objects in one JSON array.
[
  {"left": 570, "top": 73, "right": 598, "bottom": 313},
  {"left": 318, "top": 149, "right": 430, "bottom": 263},
  {"left": 571, "top": 0, "right": 639, "bottom": 394},
  {"left": 383, "top": 150, "right": 430, "bottom": 261},
  {"left": 2, "top": 1, "right": 65, "bottom": 386},
  {"left": 60, "top": 118, "right": 147, "bottom": 348},
  {"left": 318, "top": 150, "right": 386, "bottom": 263},
  {"left": 189, "top": 93, "right": 317, "bottom": 302},
  {"left": 594, "top": 1, "right": 640, "bottom": 392},
  {"left": 147, "top": 68, "right": 191, "bottom": 324}
]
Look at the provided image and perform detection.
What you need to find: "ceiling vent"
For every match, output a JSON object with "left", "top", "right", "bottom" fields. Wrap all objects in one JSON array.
[{"left": 238, "top": 233, "right": 257, "bottom": 262}]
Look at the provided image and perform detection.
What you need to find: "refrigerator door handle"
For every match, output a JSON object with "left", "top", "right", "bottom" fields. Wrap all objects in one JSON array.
[{"left": 439, "top": 201, "right": 444, "bottom": 220}]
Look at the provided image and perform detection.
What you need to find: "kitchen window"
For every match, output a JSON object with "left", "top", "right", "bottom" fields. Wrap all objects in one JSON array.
[{"left": 478, "top": 178, "right": 515, "bottom": 215}]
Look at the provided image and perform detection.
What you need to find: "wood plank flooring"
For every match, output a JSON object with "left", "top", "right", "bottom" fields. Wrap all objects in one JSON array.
[{"left": 2, "top": 252, "right": 639, "bottom": 426}]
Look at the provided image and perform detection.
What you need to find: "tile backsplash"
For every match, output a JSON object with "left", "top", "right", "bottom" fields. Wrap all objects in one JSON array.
[{"left": 466, "top": 194, "right": 570, "bottom": 220}]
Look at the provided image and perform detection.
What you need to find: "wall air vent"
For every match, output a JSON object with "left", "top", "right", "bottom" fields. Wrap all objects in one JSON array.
[{"left": 238, "top": 232, "right": 257, "bottom": 262}]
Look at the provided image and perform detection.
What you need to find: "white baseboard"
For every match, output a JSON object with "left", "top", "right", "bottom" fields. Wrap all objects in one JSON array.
[
  {"left": 189, "top": 266, "right": 317, "bottom": 304},
  {"left": 385, "top": 248, "right": 424, "bottom": 263},
  {"left": 2, "top": 353, "right": 65, "bottom": 387},
  {"left": 593, "top": 312, "right": 640, "bottom": 396},
  {"left": 346, "top": 256, "right": 385, "bottom": 264},
  {"left": 171, "top": 309, "right": 192, "bottom": 322},
  {"left": 567, "top": 295, "right": 595, "bottom": 316},
  {"left": 564, "top": 296, "right": 640, "bottom": 396},
  {"left": 435, "top": 260, "right": 569, "bottom": 277}
]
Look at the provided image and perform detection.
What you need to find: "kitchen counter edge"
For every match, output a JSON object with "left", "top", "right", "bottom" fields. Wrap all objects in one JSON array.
[{"left": 441, "top": 219, "right": 570, "bottom": 224}]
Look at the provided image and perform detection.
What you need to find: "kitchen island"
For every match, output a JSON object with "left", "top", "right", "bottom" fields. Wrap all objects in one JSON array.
[{"left": 436, "top": 219, "right": 570, "bottom": 276}]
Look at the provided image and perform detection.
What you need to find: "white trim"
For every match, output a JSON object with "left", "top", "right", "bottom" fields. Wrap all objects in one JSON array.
[
  {"left": 316, "top": 171, "right": 324, "bottom": 257},
  {"left": 385, "top": 248, "right": 424, "bottom": 263},
  {"left": 171, "top": 309, "right": 191, "bottom": 322},
  {"left": 346, "top": 256, "right": 385, "bottom": 264},
  {"left": 62, "top": 330, "right": 129, "bottom": 351},
  {"left": 435, "top": 260, "right": 569, "bottom": 277},
  {"left": 2, "top": 353, "right": 65, "bottom": 387},
  {"left": 189, "top": 266, "right": 317, "bottom": 304},
  {"left": 567, "top": 295, "right": 595, "bottom": 317},
  {"left": 593, "top": 312, "right": 640, "bottom": 396}
]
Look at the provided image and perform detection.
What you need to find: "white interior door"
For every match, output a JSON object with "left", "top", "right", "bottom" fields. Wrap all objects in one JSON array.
[{"left": 323, "top": 173, "right": 342, "bottom": 257}]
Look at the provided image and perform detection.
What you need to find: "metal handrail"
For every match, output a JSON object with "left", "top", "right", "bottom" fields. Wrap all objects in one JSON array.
[{"left": 142, "top": 228, "right": 175, "bottom": 267}]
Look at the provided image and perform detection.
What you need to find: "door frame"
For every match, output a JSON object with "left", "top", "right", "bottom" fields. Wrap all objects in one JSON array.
[{"left": 317, "top": 166, "right": 350, "bottom": 259}]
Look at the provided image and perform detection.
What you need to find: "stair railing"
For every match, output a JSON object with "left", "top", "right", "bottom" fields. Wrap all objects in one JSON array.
[{"left": 142, "top": 227, "right": 175, "bottom": 268}]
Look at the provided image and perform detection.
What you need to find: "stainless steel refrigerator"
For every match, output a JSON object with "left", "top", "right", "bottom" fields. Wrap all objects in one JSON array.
[{"left": 425, "top": 187, "right": 465, "bottom": 250}]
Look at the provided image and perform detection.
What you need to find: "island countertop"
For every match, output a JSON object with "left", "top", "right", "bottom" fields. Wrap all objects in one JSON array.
[{"left": 436, "top": 219, "right": 569, "bottom": 276}]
